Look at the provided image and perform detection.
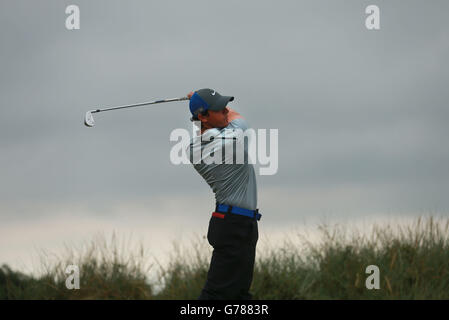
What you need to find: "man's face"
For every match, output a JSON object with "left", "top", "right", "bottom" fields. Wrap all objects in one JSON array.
[{"left": 199, "top": 107, "right": 229, "bottom": 128}]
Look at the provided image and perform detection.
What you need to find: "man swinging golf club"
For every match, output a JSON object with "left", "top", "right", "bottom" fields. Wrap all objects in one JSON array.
[{"left": 186, "top": 88, "right": 261, "bottom": 300}]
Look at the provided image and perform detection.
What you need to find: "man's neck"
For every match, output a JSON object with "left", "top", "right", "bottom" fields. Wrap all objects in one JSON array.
[{"left": 200, "top": 124, "right": 213, "bottom": 134}]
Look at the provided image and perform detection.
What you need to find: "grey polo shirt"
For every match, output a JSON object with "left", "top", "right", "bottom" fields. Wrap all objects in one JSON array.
[{"left": 187, "top": 118, "right": 257, "bottom": 210}]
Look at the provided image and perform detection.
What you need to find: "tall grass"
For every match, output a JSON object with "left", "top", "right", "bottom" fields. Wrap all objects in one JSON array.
[
  {"left": 1, "top": 233, "right": 153, "bottom": 299},
  {"left": 1, "top": 217, "right": 448, "bottom": 299}
]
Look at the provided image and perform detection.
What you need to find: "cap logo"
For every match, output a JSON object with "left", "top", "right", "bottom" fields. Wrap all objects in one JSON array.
[{"left": 211, "top": 90, "right": 216, "bottom": 96}]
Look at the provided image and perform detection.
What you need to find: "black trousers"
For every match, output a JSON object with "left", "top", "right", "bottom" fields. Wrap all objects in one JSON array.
[{"left": 198, "top": 212, "right": 259, "bottom": 300}]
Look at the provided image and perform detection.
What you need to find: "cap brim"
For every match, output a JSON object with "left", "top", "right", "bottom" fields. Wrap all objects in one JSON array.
[{"left": 209, "top": 95, "right": 234, "bottom": 111}]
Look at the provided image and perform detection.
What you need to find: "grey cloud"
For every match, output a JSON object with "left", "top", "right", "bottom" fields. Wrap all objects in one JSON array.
[{"left": 1, "top": 0, "right": 449, "bottom": 221}]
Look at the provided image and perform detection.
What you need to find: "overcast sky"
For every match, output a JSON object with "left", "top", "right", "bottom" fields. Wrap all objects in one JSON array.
[{"left": 1, "top": 0, "right": 448, "bottom": 273}]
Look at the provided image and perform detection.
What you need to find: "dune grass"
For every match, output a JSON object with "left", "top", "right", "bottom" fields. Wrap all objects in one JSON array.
[{"left": 1, "top": 216, "right": 448, "bottom": 299}]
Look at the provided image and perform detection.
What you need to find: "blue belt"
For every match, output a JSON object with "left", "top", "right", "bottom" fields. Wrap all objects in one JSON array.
[{"left": 215, "top": 203, "right": 262, "bottom": 221}]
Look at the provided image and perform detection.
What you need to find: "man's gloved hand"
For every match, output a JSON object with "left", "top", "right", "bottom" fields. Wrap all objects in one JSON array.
[{"left": 187, "top": 91, "right": 194, "bottom": 100}]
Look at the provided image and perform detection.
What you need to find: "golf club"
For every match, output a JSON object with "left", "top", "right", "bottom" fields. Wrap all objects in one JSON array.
[{"left": 84, "top": 96, "right": 189, "bottom": 127}]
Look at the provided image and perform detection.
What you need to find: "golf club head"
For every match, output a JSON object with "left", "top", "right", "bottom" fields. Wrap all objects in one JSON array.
[{"left": 84, "top": 111, "right": 95, "bottom": 127}]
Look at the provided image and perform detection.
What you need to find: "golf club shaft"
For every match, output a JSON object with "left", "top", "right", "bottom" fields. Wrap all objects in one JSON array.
[{"left": 91, "top": 96, "right": 189, "bottom": 113}]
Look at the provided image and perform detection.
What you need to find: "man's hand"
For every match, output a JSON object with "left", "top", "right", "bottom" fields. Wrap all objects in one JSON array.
[{"left": 187, "top": 91, "right": 194, "bottom": 100}]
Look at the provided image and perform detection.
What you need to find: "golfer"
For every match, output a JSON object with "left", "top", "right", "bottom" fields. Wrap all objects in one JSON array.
[{"left": 186, "top": 88, "right": 261, "bottom": 300}]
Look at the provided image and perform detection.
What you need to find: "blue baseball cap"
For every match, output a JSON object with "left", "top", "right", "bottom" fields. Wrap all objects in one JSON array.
[{"left": 189, "top": 88, "right": 234, "bottom": 117}]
